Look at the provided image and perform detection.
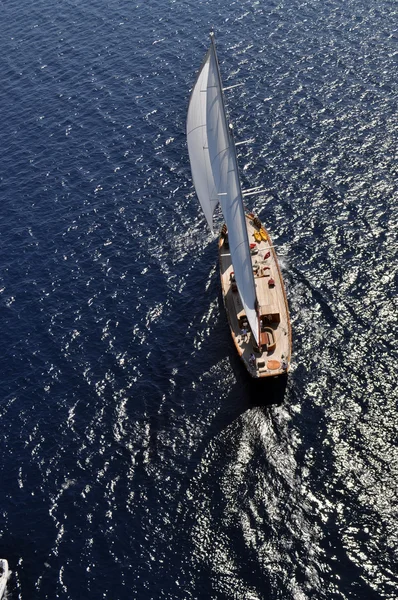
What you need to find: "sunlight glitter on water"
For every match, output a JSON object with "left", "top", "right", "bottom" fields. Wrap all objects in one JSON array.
[{"left": 1, "top": 0, "right": 398, "bottom": 598}]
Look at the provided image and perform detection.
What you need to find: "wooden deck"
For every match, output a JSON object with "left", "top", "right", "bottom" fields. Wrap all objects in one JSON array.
[{"left": 219, "top": 214, "right": 292, "bottom": 378}]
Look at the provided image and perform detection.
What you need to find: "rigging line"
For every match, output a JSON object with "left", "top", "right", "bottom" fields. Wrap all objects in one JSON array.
[
  {"left": 187, "top": 123, "right": 207, "bottom": 135},
  {"left": 231, "top": 239, "right": 255, "bottom": 254},
  {"left": 212, "top": 146, "right": 230, "bottom": 162},
  {"left": 235, "top": 138, "right": 255, "bottom": 146},
  {"left": 243, "top": 190, "right": 266, "bottom": 197},
  {"left": 223, "top": 82, "right": 244, "bottom": 91},
  {"left": 222, "top": 243, "right": 286, "bottom": 253},
  {"left": 243, "top": 186, "right": 263, "bottom": 192}
]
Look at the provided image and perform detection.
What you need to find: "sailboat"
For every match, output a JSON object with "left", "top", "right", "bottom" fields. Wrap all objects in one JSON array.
[{"left": 186, "top": 33, "right": 291, "bottom": 378}]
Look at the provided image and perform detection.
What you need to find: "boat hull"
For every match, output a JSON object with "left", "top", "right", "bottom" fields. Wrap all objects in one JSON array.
[{"left": 219, "top": 214, "right": 292, "bottom": 378}]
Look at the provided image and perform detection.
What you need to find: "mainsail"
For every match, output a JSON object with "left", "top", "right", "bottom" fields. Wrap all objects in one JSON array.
[{"left": 187, "top": 33, "right": 260, "bottom": 344}]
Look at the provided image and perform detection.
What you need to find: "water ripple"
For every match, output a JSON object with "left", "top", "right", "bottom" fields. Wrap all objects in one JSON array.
[{"left": 0, "top": 0, "right": 397, "bottom": 597}]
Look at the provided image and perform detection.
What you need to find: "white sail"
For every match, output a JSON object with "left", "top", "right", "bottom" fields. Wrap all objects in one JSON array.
[
  {"left": 187, "top": 34, "right": 260, "bottom": 344},
  {"left": 187, "top": 51, "right": 219, "bottom": 232}
]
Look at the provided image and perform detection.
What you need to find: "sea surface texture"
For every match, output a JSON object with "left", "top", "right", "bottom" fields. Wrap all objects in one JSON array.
[{"left": 0, "top": 0, "right": 397, "bottom": 598}]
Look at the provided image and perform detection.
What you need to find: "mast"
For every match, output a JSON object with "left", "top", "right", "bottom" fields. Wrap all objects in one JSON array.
[
  {"left": 207, "top": 33, "right": 260, "bottom": 345},
  {"left": 209, "top": 32, "right": 243, "bottom": 205},
  {"left": 187, "top": 33, "right": 260, "bottom": 345}
]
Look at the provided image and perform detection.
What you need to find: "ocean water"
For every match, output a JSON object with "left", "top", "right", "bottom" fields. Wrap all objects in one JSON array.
[{"left": 0, "top": 0, "right": 397, "bottom": 598}]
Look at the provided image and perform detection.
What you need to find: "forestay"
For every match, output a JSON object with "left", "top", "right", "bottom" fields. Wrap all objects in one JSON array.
[{"left": 187, "top": 33, "right": 259, "bottom": 344}]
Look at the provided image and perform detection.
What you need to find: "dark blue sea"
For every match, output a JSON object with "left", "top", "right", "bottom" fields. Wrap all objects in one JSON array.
[{"left": 0, "top": 0, "right": 397, "bottom": 598}]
